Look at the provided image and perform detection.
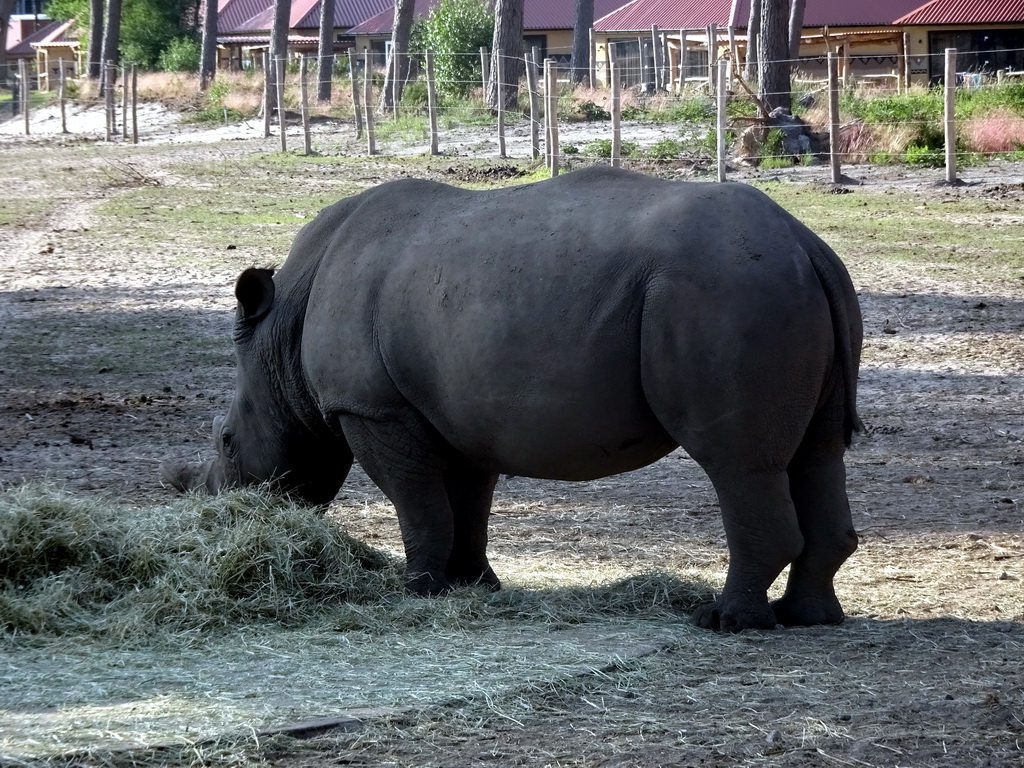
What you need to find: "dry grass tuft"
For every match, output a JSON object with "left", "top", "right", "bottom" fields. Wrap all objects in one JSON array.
[
  {"left": 0, "top": 482, "right": 402, "bottom": 639},
  {"left": 962, "top": 107, "right": 1024, "bottom": 155}
]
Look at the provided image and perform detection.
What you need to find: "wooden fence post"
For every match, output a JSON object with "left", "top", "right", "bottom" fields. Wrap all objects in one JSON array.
[
  {"left": 610, "top": 43, "right": 621, "bottom": 168},
  {"left": 263, "top": 50, "right": 272, "bottom": 138},
  {"left": 944, "top": 47, "right": 957, "bottom": 184},
  {"left": 727, "top": 26, "right": 737, "bottom": 85},
  {"left": 480, "top": 47, "right": 489, "bottom": 95},
  {"left": 300, "top": 55, "right": 312, "bottom": 155},
  {"left": 496, "top": 52, "right": 506, "bottom": 157},
  {"left": 391, "top": 44, "right": 400, "bottom": 119},
  {"left": 531, "top": 46, "right": 541, "bottom": 159},
  {"left": 678, "top": 30, "right": 688, "bottom": 92},
  {"left": 19, "top": 58, "right": 29, "bottom": 135},
  {"left": 364, "top": 50, "right": 375, "bottom": 155},
  {"left": 105, "top": 62, "right": 114, "bottom": 141},
  {"left": 349, "top": 49, "right": 363, "bottom": 139},
  {"left": 121, "top": 66, "right": 128, "bottom": 140},
  {"left": 716, "top": 58, "right": 727, "bottom": 182},
  {"left": 828, "top": 52, "right": 841, "bottom": 184},
  {"left": 131, "top": 64, "right": 138, "bottom": 144},
  {"left": 426, "top": 50, "right": 439, "bottom": 155},
  {"left": 58, "top": 58, "right": 67, "bottom": 133},
  {"left": 546, "top": 59, "right": 559, "bottom": 177},
  {"left": 707, "top": 25, "right": 717, "bottom": 95},
  {"left": 651, "top": 25, "right": 661, "bottom": 91},
  {"left": 276, "top": 55, "right": 287, "bottom": 152}
]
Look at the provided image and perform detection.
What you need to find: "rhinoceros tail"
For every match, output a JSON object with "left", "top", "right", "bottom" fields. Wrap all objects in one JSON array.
[{"left": 804, "top": 234, "right": 864, "bottom": 447}]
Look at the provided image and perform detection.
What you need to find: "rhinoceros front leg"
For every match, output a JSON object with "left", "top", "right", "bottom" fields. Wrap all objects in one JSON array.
[
  {"left": 691, "top": 468, "right": 805, "bottom": 632},
  {"left": 443, "top": 461, "right": 500, "bottom": 590},
  {"left": 338, "top": 413, "right": 461, "bottom": 596}
]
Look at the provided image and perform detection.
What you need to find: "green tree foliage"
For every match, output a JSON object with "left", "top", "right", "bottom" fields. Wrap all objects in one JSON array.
[
  {"left": 412, "top": 0, "right": 493, "bottom": 99},
  {"left": 46, "top": 0, "right": 200, "bottom": 69}
]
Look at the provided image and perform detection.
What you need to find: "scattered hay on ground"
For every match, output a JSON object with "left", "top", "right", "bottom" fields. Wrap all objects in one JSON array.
[{"left": 0, "top": 482, "right": 402, "bottom": 639}]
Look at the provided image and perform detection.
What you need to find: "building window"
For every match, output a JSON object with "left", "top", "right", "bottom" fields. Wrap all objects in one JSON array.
[
  {"left": 928, "top": 29, "right": 1024, "bottom": 83},
  {"left": 15, "top": 0, "right": 47, "bottom": 15}
]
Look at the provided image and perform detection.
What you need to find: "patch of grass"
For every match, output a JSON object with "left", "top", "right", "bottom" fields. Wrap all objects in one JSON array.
[
  {"left": 755, "top": 183, "right": 1024, "bottom": 280},
  {"left": 645, "top": 138, "right": 684, "bottom": 160}
]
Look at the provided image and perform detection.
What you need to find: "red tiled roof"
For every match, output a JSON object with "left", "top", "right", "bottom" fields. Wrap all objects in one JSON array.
[
  {"left": 596, "top": 0, "right": 934, "bottom": 32},
  {"left": 525, "top": 0, "right": 633, "bottom": 29},
  {"left": 235, "top": 0, "right": 392, "bottom": 32},
  {"left": 595, "top": 0, "right": 733, "bottom": 31},
  {"left": 895, "top": 0, "right": 1024, "bottom": 24},
  {"left": 351, "top": 0, "right": 630, "bottom": 36},
  {"left": 218, "top": 0, "right": 273, "bottom": 34}
]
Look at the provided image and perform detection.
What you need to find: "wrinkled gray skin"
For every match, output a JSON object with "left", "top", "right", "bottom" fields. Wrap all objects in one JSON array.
[{"left": 162, "top": 166, "right": 863, "bottom": 632}]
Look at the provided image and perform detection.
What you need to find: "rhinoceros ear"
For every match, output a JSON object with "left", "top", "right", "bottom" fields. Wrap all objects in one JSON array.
[{"left": 235, "top": 268, "right": 276, "bottom": 322}]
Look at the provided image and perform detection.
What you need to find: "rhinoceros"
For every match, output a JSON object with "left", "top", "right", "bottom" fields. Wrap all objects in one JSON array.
[{"left": 163, "top": 166, "right": 863, "bottom": 632}]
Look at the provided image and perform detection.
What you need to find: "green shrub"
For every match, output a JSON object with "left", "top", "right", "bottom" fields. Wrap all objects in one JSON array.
[
  {"left": 646, "top": 138, "right": 683, "bottom": 160},
  {"left": 583, "top": 138, "right": 638, "bottom": 158},
  {"left": 414, "top": 0, "right": 493, "bottom": 99},
  {"left": 904, "top": 143, "right": 945, "bottom": 167},
  {"left": 158, "top": 37, "right": 200, "bottom": 73},
  {"left": 621, "top": 104, "right": 646, "bottom": 120},
  {"left": 575, "top": 100, "right": 611, "bottom": 121}
]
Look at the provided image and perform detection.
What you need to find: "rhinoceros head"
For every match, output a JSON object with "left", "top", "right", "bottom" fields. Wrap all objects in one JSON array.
[{"left": 161, "top": 268, "right": 348, "bottom": 505}]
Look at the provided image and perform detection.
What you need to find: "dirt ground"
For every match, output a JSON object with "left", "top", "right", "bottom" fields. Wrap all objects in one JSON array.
[{"left": 1, "top": 108, "right": 1022, "bottom": 767}]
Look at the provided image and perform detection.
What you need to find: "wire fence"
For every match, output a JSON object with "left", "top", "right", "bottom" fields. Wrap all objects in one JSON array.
[{"left": 5, "top": 44, "right": 1024, "bottom": 183}]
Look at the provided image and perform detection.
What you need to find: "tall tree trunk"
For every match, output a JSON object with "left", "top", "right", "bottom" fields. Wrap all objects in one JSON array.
[
  {"left": 200, "top": 0, "right": 218, "bottom": 90},
  {"left": 788, "top": 0, "right": 805, "bottom": 61},
  {"left": 100, "top": 0, "right": 122, "bottom": 93},
  {"left": 88, "top": 0, "right": 104, "bottom": 79},
  {"left": 570, "top": 0, "right": 593, "bottom": 85},
  {"left": 758, "top": 0, "right": 790, "bottom": 114},
  {"left": 743, "top": 0, "right": 761, "bottom": 84},
  {"left": 486, "top": 0, "right": 523, "bottom": 111},
  {"left": 380, "top": 0, "right": 413, "bottom": 110},
  {"left": 268, "top": 0, "right": 291, "bottom": 111},
  {"left": 0, "top": 0, "right": 15, "bottom": 87},
  {"left": 316, "top": 0, "right": 334, "bottom": 101}
]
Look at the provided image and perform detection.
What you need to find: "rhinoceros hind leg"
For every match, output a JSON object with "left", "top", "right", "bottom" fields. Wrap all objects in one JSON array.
[
  {"left": 691, "top": 468, "right": 805, "bottom": 632},
  {"left": 444, "top": 462, "right": 501, "bottom": 590},
  {"left": 772, "top": 405, "right": 857, "bottom": 626}
]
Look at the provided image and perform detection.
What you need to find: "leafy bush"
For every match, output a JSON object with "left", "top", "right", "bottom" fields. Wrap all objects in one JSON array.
[
  {"left": 575, "top": 100, "right": 610, "bottom": 121},
  {"left": 904, "top": 143, "right": 945, "bottom": 167},
  {"left": 158, "top": 37, "right": 200, "bottom": 73},
  {"left": 414, "top": 0, "right": 493, "bottom": 99},
  {"left": 583, "top": 139, "right": 638, "bottom": 158},
  {"left": 646, "top": 138, "right": 684, "bottom": 160}
]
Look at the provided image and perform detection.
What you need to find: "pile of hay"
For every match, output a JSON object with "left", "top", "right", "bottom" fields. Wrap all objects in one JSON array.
[{"left": 0, "top": 483, "right": 402, "bottom": 638}]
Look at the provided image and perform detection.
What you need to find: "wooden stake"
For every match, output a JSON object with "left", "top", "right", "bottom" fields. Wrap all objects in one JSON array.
[
  {"left": 263, "top": 50, "right": 271, "bottom": 138},
  {"left": 496, "top": 52, "right": 505, "bottom": 157},
  {"left": 58, "top": 58, "right": 67, "bottom": 133},
  {"left": 828, "top": 52, "right": 841, "bottom": 183},
  {"left": 131, "top": 63, "right": 138, "bottom": 144},
  {"left": 944, "top": 47, "right": 957, "bottom": 184},
  {"left": 364, "top": 49, "right": 375, "bottom": 155},
  {"left": 300, "top": 55, "right": 312, "bottom": 155},
  {"left": 716, "top": 58, "right": 727, "bottom": 182},
  {"left": 546, "top": 60, "right": 559, "bottom": 177},
  {"left": 610, "top": 43, "right": 621, "bottom": 168},
  {"left": 479, "top": 47, "right": 489, "bottom": 95},
  {"left": 349, "top": 49, "right": 363, "bottom": 139},
  {"left": 121, "top": 65, "right": 128, "bottom": 140},
  {"left": 426, "top": 50, "right": 438, "bottom": 155},
  {"left": 525, "top": 49, "right": 540, "bottom": 160},
  {"left": 276, "top": 56, "right": 287, "bottom": 152}
]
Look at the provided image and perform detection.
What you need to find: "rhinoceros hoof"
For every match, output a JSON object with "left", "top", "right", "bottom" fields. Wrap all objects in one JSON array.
[
  {"left": 691, "top": 599, "right": 778, "bottom": 632},
  {"left": 446, "top": 565, "right": 501, "bottom": 592},
  {"left": 771, "top": 595, "right": 845, "bottom": 627},
  {"left": 406, "top": 571, "right": 452, "bottom": 597}
]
